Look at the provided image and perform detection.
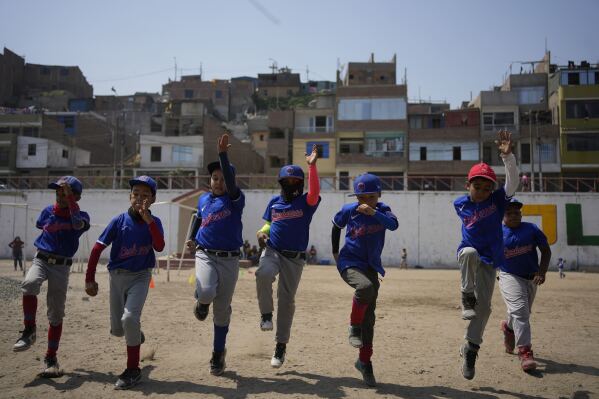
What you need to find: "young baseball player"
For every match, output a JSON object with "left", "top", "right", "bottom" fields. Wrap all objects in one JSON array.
[
  {"left": 557, "top": 258, "right": 566, "bottom": 279},
  {"left": 255, "top": 144, "right": 320, "bottom": 368},
  {"left": 184, "top": 133, "right": 245, "bottom": 376},
  {"left": 84, "top": 176, "right": 164, "bottom": 390},
  {"left": 454, "top": 130, "right": 519, "bottom": 380},
  {"left": 499, "top": 198, "right": 551, "bottom": 372},
  {"left": 13, "top": 176, "right": 90, "bottom": 378},
  {"left": 331, "top": 173, "right": 398, "bottom": 387}
]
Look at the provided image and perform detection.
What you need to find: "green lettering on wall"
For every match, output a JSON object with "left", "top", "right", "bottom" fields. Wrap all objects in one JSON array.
[{"left": 566, "top": 204, "right": 599, "bottom": 245}]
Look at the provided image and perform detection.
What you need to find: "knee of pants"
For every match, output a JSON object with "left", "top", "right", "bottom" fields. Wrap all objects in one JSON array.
[
  {"left": 255, "top": 268, "right": 275, "bottom": 283},
  {"left": 195, "top": 285, "right": 217, "bottom": 304},
  {"left": 47, "top": 308, "right": 65, "bottom": 326},
  {"left": 213, "top": 306, "right": 232, "bottom": 326},
  {"left": 121, "top": 311, "right": 141, "bottom": 332},
  {"left": 459, "top": 247, "right": 479, "bottom": 261},
  {"left": 509, "top": 304, "right": 529, "bottom": 320},
  {"left": 355, "top": 283, "right": 376, "bottom": 304},
  {"left": 21, "top": 279, "right": 42, "bottom": 296}
]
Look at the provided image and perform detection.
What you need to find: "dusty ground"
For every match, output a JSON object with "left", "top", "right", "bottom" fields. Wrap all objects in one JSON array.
[{"left": 0, "top": 261, "right": 597, "bottom": 399}]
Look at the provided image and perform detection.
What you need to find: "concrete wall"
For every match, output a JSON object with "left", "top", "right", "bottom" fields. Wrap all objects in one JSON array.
[{"left": 1, "top": 190, "right": 598, "bottom": 270}]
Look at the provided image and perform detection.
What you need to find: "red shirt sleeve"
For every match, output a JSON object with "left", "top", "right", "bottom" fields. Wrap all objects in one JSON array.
[
  {"left": 85, "top": 242, "right": 107, "bottom": 283},
  {"left": 148, "top": 220, "right": 165, "bottom": 252},
  {"left": 306, "top": 163, "right": 320, "bottom": 206}
]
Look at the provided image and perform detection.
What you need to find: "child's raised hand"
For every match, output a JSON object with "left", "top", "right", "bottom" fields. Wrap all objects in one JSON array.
[
  {"left": 306, "top": 144, "right": 318, "bottom": 165},
  {"left": 218, "top": 133, "right": 231, "bottom": 153},
  {"left": 495, "top": 129, "right": 512, "bottom": 155},
  {"left": 356, "top": 204, "right": 376, "bottom": 216},
  {"left": 139, "top": 199, "right": 153, "bottom": 224}
]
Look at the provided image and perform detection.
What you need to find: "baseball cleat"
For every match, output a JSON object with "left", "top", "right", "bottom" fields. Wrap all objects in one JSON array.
[
  {"left": 260, "top": 313, "right": 273, "bottom": 331},
  {"left": 13, "top": 326, "right": 36, "bottom": 352},
  {"left": 271, "top": 343, "right": 286, "bottom": 368},
  {"left": 354, "top": 359, "right": 377, "bottom": 387},
  {"left": 460, "top": 342, "right": 478, "bottom": 380},
  {"left": 194, "top": 301, "right": 210, "bottom": 321},
  {"left": 115, "top": 367, "right": 142, "bottom": 390},
  {"left": 348, "top": 325, "right": 363, "bottom": 348},
  {"left": 39, "top": 356, "right": 63, "bottom": 378},
  {"left": 210, "top": 349, "right": 227, "bottom": 376}
]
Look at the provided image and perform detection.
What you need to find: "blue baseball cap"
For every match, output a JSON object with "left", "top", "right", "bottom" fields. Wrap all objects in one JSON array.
[
  {"left": 207, "top": 161, "right": 236, "bottom": 176},
  {"left": 351, "top": 173, "right": 382, "bottom": 196},
  {"left": 507, "top": 197, "right": 523, "bottom": 209},
  {"left": 129, "top": 175, "right": 157, "bottom": 195},
  {"left": 278, "top": 165, "right": 304, "bottom": 181},
  {"left": 48, "top": 176, "right": 83, "bottom": 194}
]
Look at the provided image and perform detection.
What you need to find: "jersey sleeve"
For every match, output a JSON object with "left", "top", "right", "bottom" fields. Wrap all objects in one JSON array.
[
  {"left": 533, "top": 224, "right": 549, "bottom": 248},
  {"left": 153, "top": 216, "right": 165, "bottom": 236},
  {"left": 262, "top": 197, "right": 276, "bottom": 222},
  {"left": 232, "top": 190, "right": 246, "bottom": 211},
  {"left": 97, "top": 216, "right": 120, "bottom": 247},
  {"left": 80, "top": 211, "right": 91, "bottom": 232},
  {"left": 332, "top": 206, "right": 349, "bottom": 228},
  {"left": 36, "top": 208, "right": 51, "bottom": 229}
]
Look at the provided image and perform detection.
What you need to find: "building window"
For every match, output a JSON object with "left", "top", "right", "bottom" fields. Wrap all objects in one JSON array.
[
  {"left": 339, "top": 138, "right": 364, "bottom": 154},
  {"left": 0, "top": 127, "right": 9, "bottom": 134},
  {"left": 306, "top": 142, "right": 329, "bottom": 159},
  {"left": 259, "top": 134, "right": 264, "bottom": 141},
  {"left": 538, "top": 142, "right": 556, "bottom": 163},
  {"left": 28, "top": 144, "right": 36, "bottom": 156},
  {"left": 269, "top": 156, "right": 284, "bottom": 168},
  {"left": 566, "top": 133, "right": 599, "bottom": 151},
  {"left": 365, "top": 132, "right": 404, "bottom": 156},
  {"left": 409, "top": 117, "right": 422, "bottom": 129},
  {"left": 338, "top": 98, "right": 407, "bottom": 120},
  {"left": 150, "top": 146, "right": 162, "bottom": 162},
  {"left": 483, "top": 112, "right": 514, "bottom": 131},
  {"left": 565, "top": 100, "right": 599, "bottom": 119},
  {"left": 215, "top": 90, "right": 223, "bottom": 99},
  {"left": 431, "top": 117, "right": 442, "bottom": 128},
  {"left": 339, "top": 171, "right": 349, "bottom": 190},
  {"left": 453, "top": 146, "right": 461, "bottom": 161},
  {"left": 63, "top": 116, "right": 75, "bottom": 129},
  {"left": 0, "top": 147, "right": 9, "bottom": 166},
  {"left": 269, "top": 128, "right": 285, "bottom": 139},
  {"left": 521, "top": 143, "right": 531, "bottom": 164},
  {"left": 22, "top": 127, "right": 39, "bottom": 137},
  {"left": 62, "top": 149, "right": 69, "bottom": 159},
  {"left": 514, "top": 86, "right": 544, "bottom": 104},
  {"left": 483, "top": 145, "right": 492, "bottom": 164},
  {"left": 420, "top": 146, "right": 427, "bottom": 161},
  {"left": 567, "top": 72, "right": 580, "bottom": 85},
  {"left": 184, "top": 89, "right": 194, "bottom": 99},
  {"left": 172, "top": 145, "right": 193, "bottom": 162},
  {"left": 595, "top": 71, "right": 599, "bottom": 85},
  {"left": 263, "top": 90, "right": 268, "bottom": 96}
]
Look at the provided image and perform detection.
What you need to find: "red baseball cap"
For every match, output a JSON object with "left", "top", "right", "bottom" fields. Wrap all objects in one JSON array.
[{"left": 467, "top": 163, "right": 497, "bottom": 184}]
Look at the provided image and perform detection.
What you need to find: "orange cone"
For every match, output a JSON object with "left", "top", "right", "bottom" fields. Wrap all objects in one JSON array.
[{"left": 149, "top": 277, "right": 155, "bottom": 288}]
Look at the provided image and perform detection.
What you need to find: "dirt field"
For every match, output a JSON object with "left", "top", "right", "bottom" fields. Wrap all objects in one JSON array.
[{"left": 0, "top": 262, "right": 597, "bottom": 399}]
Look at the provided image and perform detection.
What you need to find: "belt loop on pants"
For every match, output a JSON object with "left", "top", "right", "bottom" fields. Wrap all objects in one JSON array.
[{"left": 280, "top": 250, "right": 306, "bottom": 260}]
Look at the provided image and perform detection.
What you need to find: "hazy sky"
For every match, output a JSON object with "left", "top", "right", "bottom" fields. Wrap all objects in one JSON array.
[{"left": 2, "top": 0, "right": 598, "bottom": 108}]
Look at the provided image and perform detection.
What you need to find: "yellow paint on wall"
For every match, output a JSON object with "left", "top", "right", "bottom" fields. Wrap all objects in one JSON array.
[{"left": 522, "top": 204, "right": 557, "bottom": 245}]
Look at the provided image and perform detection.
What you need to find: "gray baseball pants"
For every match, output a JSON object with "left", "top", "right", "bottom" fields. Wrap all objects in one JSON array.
[
  {"left": 194, "top": 250, "right": 239, "bottom": 327},
  {"left": 109, "top": 268, "right": 151, "bottom": 346},
  {"left": 21, "top": 256, "right": 70, "bottom": 326},
  {"left": 255, "top": 246, "right": 304, "bottom": 344},
  {"left": 498, "top": 271, "right": 538, "bottom": 348},
  {"left": 458, "top": 247, "right": 497, "bottom": 346}
]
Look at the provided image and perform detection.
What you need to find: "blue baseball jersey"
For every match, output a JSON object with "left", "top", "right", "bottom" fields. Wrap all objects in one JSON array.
[
  {"left": 34, "top": 205, "right": 90, "bottom": 258},
  {"left": 195, "top": 191, "right": 245, "bottom": 251},
  {"left": 263, "top": 193, "right": 321, "bottom": 252},
  {"left": 501, "top": 222, "right": 549, "bottom": 277},
  {"left": 98, "top": 212, "right": 164, "bottom": 272},
  {"left": 454, "top": 187, "right": 511, "bottom": 268},
  {"left": 333, "top": 202, "right": 397, "bottom": 277}
]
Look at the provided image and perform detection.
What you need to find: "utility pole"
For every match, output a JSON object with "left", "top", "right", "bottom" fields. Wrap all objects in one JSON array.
[
  {"left": 529, "top": 110, "right": 535, "bottom": 192},
  {"left": 536, "top": 112, "right": 543, "bottom": 192}
]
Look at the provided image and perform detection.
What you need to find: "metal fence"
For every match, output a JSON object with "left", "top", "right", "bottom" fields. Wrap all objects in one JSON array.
[{"left": 1, "top": 174, "right": 597, "bottom": 192}]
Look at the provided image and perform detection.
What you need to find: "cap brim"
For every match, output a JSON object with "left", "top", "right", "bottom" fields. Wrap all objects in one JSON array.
[
  {"left": 129, "top": 179, "right": 156, "bottom": 194},
  {"left": 348, "top": 191, "right": 380, "bottom": 196},
  {"left": 48, "top": 183, "right": 61, "bottom": 190},
  {"left": 468, "top": 174, "right": 497, "bottom": 184}
]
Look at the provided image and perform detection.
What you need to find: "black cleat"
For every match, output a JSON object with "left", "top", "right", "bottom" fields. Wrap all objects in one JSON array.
[
  {"left": 210, "top": 349, "right": 227, "bottom": 376},
  {"left": 460, "top": 342, "right": 478, "bottom": 380},
  {"left": 39, "top": 356, "right": 63, "bottom": 378},
  {"left": 115, "top": 367, "right": 141, "bottom": 390},
  {"left": 13, "top": 325, "right": 36, "bottom": 352},
  {"left": 355, "top": 359, "right": 377, "bottom": 387},
  {"left": 271, "top": 342, "right": 286, "bottom": 368},
  {"left": 194, "top": 301, "right": 210, "bottom": 321}
]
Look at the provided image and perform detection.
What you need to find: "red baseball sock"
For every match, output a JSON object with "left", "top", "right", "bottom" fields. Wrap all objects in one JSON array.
[
  {"left": 46, "top": 323, "right": 63, "bottom": 358},
  {"left": 23, "top": 295, "right": 37, "bottom": 327},
  {"left": 359, "top": 344, "right": 373, "bottom": 364},
  {"left": 127, "top": 345, "right": 140, "bottom": 369},
  {"left": 350, "top": 297, "right": 368, "bottom": 325}
]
